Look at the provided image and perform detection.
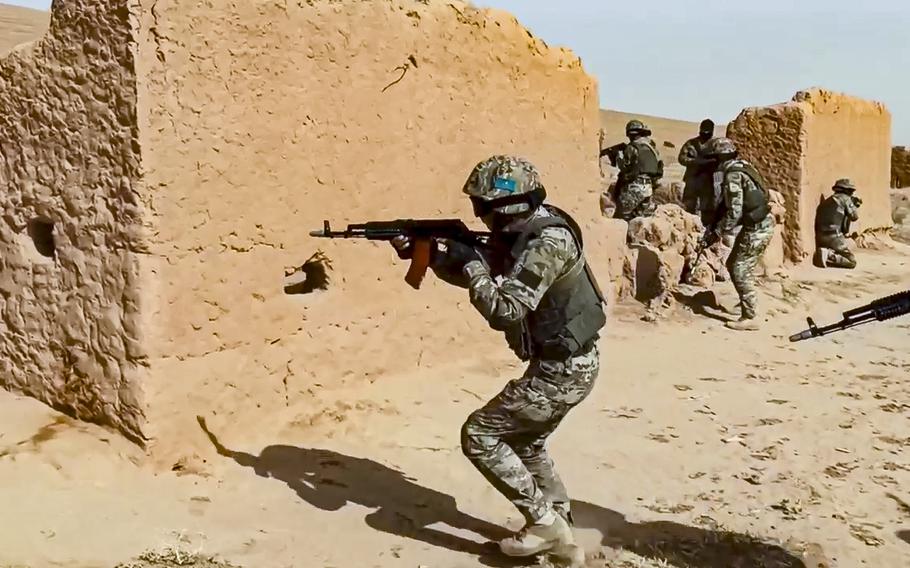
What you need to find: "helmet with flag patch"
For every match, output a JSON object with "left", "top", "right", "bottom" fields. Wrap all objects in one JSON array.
[{"left": 462, "top": 155, "right": 546, "bottom": 216}]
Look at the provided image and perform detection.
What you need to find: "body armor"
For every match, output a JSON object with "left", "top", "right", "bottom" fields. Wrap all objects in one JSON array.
[
  {"left": 503, "top": 206, "right": 606, "bottom": 360},
  {"left": 720, "top": 160, "right": 771, "bottom": 225},
  {"left": 816, "top": 193, "right": 852, "bottom": 235},
  {"left": 623, "top": 139, "right": 662, "bottom": 181}
]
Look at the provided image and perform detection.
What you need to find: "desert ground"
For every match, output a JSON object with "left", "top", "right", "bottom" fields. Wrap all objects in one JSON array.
[
  {"left": 1, "top": 2, "right": 909, "bottom": 568},
  {"left": 0, "top": 2, "right": 46, "bottom": 54},
  {"left": 1, "top": 239, "right": 908, "bottom": 568}
]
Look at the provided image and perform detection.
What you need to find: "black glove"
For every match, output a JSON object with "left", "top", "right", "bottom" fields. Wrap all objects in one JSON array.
[
  {"left": 852, "top": 196, "right": 863, "bottom": 207},
  {"left": 701, "top": 230, "right": 720, "bottom": 248},
  {"left": 437, "top": 239, "right": 481, "bottom": 266}
]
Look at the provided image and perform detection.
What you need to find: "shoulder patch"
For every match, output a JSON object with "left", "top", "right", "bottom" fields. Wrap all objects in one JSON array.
[{"left": 515, "top": 268, "right": 543, "bottom": 289}]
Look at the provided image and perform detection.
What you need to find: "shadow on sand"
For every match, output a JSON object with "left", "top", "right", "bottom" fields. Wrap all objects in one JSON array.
[
  {"left": 571, "top": 500, "right": 809, "bottom": 568},
  {"left": 674, "top": 288, "right": 735, "bottom": 323},
  {"left": 199, "top": 417, "right": 809, "bottom": 567}
]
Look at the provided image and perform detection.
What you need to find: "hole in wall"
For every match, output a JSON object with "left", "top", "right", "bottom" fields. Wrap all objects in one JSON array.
[
  {"left": 27, "top": 218, "right": 56, "bottom": 259},
  {"left": 284, "top": 251, "right": 332, "bottom": 295}
]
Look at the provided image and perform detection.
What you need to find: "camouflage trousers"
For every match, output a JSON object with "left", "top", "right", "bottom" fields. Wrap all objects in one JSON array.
[
  {"left": 613, "top": 179, "right": 656, "bottom": 221},
  {"left": 726, "top": 215, "right": 775, "bottom": 320},
  {"left": 461, "top": 346, "right": 599, "bottom": 524},
  {"left": 816, "top": 233, "right": 856, "bottom": 269}
]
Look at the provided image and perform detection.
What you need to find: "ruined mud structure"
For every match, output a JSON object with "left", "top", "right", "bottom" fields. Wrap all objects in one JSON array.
[
  {"left": 2, "top": 4, "right": 897, "bottom": 449},
  {"left": 893, "top": 146, "right": 910, "bottom": 188},
  {"left": 728, "top": 89, "right": 893, "bottom": 262},
  {"left": 0, "top": 0, "right": 627, "bottom": 445}
]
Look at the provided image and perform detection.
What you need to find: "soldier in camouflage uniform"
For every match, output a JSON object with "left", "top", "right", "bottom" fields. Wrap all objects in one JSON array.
[
  {"left": 391, "top": 156, "right": 606, "bottom": 562},
  {"left": 702, "top": 138, "right": 775, "bottom": 331},
  {"left": 600, "top": 120, "right": 663, "bottom": 221},
  {"left": 815, "top": 179, "right": 862, "bottom": 269},
  {"left": 678, "top": 119, "right": 717, "bottom": 219}
]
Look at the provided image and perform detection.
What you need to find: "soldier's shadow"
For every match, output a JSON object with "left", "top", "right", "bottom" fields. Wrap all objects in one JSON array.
[
  {"left": 197, "top": 417, "right": 509, "bottom": 561},
  {"left": 568, "top": 500, "right": 809, "bottom": 568},
  {"left": 199, "top": 418, "right": 807, "bottom": 568},
  {"left": 673, "top": 288, "right": 734, "bottom": 323}
]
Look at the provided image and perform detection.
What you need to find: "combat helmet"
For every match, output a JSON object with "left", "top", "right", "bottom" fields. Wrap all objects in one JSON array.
[
  {"left": 832, "top": 178, "right": 857, "bottom": 193},
  {"left": 704, "top": 137, "right": 738, "bottom": 158},
  {"left": 462, "top": 155, "right": 547, "bottom": 216},
  {"left": 625, "top": 120, "right": 651, "bottom": 136}
]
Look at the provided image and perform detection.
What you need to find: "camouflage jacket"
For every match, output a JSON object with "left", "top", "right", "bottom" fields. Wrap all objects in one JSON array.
[
  {"left": 430, "top": 208, "right": 580, "bottom": 357},
  {"left": 715, "top": 159, "right": 765, "bottom": 234},
  {"left": 816, "top": 192, "right": 860, "bottom": 235}
]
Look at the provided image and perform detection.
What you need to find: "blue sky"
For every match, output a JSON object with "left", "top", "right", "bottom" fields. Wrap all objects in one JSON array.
[{"left": 7, "top": 0, "right": 909, "bottom": 143}]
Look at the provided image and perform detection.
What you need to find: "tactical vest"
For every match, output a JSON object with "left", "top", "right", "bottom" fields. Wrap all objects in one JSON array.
[
  {"left": 720, "top": 160, "right": 771, "bottom": 225},
  {"left": 815, "top": 194, "right": 848, "bottom": 235},
  {"left": 506, "top": 206, "right": 607, "bottom": 360},
  {"left": 624, "top": 140, "right": 662, "bottom": 180}
]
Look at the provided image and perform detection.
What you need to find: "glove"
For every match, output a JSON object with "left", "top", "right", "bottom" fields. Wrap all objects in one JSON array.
[
  {"left": 390, "top": 235, "right": 413, "bottom": 260},
  {"left": 852, "top": 196, "right": 863, "bottom": 207},
  {"left": 438, "top": 239, "right": 481, "bottom": 265},
  {"left": 701, "top": 230, "right": 720, "bottom": 248}
]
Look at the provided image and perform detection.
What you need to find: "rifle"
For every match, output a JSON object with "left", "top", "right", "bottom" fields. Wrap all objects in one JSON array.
[
  {"left": 679, "top": 236, "right": 710, "bottom": 283},
  {"left": 309, "top": 219, "right": 493, "bottom": 290},
  {"left": 789, "top": 290, "right": 910, "bottom": 342},
  {"left": 600, "top": 142, "right": 625, "bottom": 167}
]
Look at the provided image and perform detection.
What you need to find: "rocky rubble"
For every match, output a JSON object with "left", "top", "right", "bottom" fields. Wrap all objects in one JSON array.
[{"left": 619, "top": 188, "right": 788, "bottom": 319}]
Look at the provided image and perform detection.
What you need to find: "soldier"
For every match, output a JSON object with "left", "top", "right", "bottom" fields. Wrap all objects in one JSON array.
[
  {"left": 600, "top": 120, "right": 663, "bottom": 221},
  {"left": 701, "top": 138, "right": 775, "bottom": 331},
  {"left": 815, "top": 179, "right": 861, "bottom": 269},
  {"left": 390, "top": 156, "right": 606, "bottom": 562},
  {"left": 678, "top": 119, "right": 717, "bottom": 219}
]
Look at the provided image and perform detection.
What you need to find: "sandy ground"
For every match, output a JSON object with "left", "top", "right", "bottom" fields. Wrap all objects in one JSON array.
[
  {"left": 0, "top": 3, "right": 48, "bottom": 55},
  {"left": 1, "top": 242, "right": 908, "bottom": 568}
]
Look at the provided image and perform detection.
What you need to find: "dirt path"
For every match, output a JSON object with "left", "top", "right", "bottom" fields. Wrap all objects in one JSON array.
[{"left": 1, "top": 245, "right": 908, "bottom": 568}]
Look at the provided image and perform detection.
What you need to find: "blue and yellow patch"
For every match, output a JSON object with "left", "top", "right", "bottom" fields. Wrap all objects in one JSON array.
[{"left": 492, "top": 176, "right": 517, "bottom": 193}]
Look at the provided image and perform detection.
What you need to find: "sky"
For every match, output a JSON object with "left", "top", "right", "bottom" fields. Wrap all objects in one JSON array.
[{"left": 6, "top": 0, "right": 909, "bottom": 143}]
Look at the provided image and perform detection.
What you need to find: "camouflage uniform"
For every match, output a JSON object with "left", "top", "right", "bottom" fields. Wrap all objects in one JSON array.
[
  {"left": 604, "top": 120, "right": 662, "bottom": 222},
  {"left": 714, "top": 160, "right": 775, "bottom": 321},
  {"left": 423, "top": 157, "right": 604, "bottom": 535},
  {"left": 815, "top": 180, "right": 860, "bottom": 269},
  {"left": 458, "top": 206, "right": 600, "bottom": 525}
]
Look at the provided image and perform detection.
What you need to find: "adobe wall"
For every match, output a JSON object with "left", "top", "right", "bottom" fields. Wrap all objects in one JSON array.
[
  {"left": 893, "top": 147, "right": 910, "bottom": 188},
  {"left": 728, "top": 89, "right": 893, "bottom": 262},
  {"left": 132, "top": 0, "right": 613, "bottom": 447},
  {"left": 0, "top": 1, "right": 147, "bottom": 441}
]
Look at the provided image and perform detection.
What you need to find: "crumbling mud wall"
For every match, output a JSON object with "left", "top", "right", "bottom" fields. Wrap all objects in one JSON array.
[
  {"left": 132, "top": 0, "right": 613, "bottom": 447},
  {"left": 893, "top": 147, "right": 910, "bottom": 188},
  {"left": 728, "top": 89, "right": 893, "bottom": 262},
  {"left": 0, "top": 1, "right": 147, "bottom": 441}
]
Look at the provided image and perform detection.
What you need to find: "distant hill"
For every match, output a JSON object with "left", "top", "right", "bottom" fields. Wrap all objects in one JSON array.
[
  {"left": 601, "top": 110, "right": 727, "bottom": 167},
  {"left": 0, "top": 2, "right": 49, "bottom": 56}
]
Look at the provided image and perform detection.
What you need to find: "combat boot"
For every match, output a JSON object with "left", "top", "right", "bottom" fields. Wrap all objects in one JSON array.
[
  {"left": 498, "top": 511, "right": 575, "bottom": 557},
  {"left": 725, "top": 317, "right": 760, "bottom": 331},
  {"left": 552, "top": 501, "right": 574, "bottom": 526}
]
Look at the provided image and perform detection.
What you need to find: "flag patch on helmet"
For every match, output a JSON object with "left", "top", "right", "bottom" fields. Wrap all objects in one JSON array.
[{"left": 493, "top": 177, "right": 517, "bottom": 193}]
